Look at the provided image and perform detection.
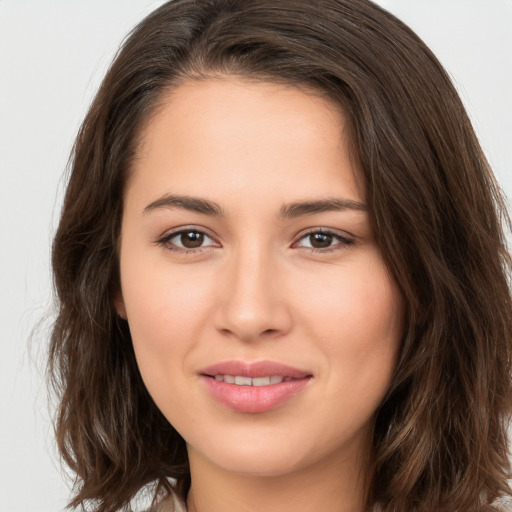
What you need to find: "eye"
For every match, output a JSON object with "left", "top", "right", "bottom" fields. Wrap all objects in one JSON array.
[
  {"left": 294, "top": 230, "right": 354, "bottom": 252},
  {"left": 158, "top": 228, "right": 219, "bottom": 253}
]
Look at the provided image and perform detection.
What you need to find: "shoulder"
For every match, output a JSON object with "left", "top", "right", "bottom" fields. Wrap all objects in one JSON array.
[{"left": 146, "top": 493, "right": 187, "bottom": 512}]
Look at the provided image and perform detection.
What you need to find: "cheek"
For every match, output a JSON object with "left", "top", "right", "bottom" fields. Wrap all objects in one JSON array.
[
  {"left": 118, "top": 248, "right": 216, "bottom": 387},
  {"left": 302, "top": 253, "right": 402, "bottom": 339},
  {"left": 299, "top": 254, "right": 403, "bottom": 403}
]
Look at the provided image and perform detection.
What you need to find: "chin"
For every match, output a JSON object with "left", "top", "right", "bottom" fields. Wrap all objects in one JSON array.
[
  {"left": 189, "top": 434, "right": 312, "bottom": 477},
  {"left": 214, "top": 454, "right": 305, "bottom": 478}
]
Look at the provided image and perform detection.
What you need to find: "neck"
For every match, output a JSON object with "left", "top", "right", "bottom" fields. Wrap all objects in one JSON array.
[{"left": 185, "top": 442, "right": 370, "bottom": 512}]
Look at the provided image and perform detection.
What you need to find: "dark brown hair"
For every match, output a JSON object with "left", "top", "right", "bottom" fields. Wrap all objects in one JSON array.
[{"left": 49, "top": 1, "right": 512, "bottom": 511}]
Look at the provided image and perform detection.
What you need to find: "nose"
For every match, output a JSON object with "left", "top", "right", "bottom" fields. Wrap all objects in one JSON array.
[{"left": 213, "top": 244, "right": 293, "bottom": 342}]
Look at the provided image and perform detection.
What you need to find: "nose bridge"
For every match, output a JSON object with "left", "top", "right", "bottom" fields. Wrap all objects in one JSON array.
[{"left": 215, "top": 240, "right": 290, "bottom": 341}]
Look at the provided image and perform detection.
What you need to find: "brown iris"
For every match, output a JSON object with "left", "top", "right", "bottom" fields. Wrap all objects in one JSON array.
[
  {"left": 180, "top": 231, "right": 204, "bottom": 248},
  {"left": 309, "top": 233, "right": 333, "bottom": 248}
]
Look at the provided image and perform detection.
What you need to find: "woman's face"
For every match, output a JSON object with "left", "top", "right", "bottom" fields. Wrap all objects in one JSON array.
[{"left": 117, "top": 78, "right": 404, "bottom": 477}]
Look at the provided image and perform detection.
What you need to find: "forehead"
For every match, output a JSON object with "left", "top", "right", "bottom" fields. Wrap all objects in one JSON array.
[{"left": 127, "top": 77, "right": 364, "bottom": 210}]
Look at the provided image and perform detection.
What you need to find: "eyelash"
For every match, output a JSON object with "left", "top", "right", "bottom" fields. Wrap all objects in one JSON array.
[{"left": 156, "top": 227, "right": 355, "bottom": 255}]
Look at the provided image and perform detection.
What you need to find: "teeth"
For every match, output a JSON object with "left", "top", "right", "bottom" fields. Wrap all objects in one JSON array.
[
  {"left": 213, "top": 375, "right": 288, "bottom": 386},
  {"left": 252, "top": 377, "right": 271, "bottom": 386},
  {"left": 235, "top": 376, "right": 252, "bottom": 386}
]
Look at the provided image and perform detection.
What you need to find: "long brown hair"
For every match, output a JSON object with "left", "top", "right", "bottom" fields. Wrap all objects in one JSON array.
[{"left": 49, "top": 1, "right": 512, "bottom": 511}]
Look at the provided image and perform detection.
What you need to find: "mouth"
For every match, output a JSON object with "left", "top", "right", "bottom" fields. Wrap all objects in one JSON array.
[
  {"left": 204, "top": 375, "right": 299, "bottom": 386},
  {"left": 200, "top": 359, "right": 313, "bottom": 380},
  {"left": 199, "top": 360, "right": 313, "bottom": 413}
]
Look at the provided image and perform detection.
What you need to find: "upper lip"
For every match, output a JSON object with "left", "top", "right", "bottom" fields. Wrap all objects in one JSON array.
[{"left": 200, "top": 360, "right": 313, "bottom": 379}]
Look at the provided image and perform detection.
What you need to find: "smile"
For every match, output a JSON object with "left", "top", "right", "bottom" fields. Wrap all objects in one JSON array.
[
  {"left": 201, "top": 375, "right": 313, "bottom": 414},
  {"left": 199, "top": 360, "right": 313, "bottom": 413},
  {"left": 211, "top": 375, "right": 294, "bottom": 386}
]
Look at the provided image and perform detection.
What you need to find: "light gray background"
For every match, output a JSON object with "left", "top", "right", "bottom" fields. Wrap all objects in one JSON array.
[{"left": 1, "top": 1, "right": 511, "bottom": 511}]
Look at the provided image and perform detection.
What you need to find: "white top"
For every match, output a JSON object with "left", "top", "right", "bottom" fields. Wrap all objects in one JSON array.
[{"left": 150, "top": 492, "right": 187, "bottom": 512}]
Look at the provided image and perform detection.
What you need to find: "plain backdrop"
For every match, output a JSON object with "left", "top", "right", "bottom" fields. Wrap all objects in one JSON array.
[{"left": 1, "top": 1, "right": 511, "bottom": 511}]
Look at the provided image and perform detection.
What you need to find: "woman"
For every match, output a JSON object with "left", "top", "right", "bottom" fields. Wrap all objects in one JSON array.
[{"left": 49, "top": 1, "right": 512, "bottom": 511}]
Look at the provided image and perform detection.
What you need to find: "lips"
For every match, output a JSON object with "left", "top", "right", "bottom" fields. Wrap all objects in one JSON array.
[
  {"left": 200, "top": 360, "right": 312, "bottom": 379},
  {"left": 199, "top": 360, "right": 313, "bottom": 413}
]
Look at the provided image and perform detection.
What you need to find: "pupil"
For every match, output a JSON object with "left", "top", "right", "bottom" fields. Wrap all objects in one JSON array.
[
  {"left": 311, "top": 233, "right": 332, "bottom": 248},
  {"left": 181, "top": 232, "right": 204, "bottom": 248}
]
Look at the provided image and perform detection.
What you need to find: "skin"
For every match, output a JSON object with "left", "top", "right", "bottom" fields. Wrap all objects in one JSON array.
[{"left": 116, "top": 77, "right": 404, "bottom": 512}]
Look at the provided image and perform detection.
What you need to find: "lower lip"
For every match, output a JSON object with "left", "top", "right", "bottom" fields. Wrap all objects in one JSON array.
[{"left": 201, "top": 376, "right": 312, "bottom": 413}]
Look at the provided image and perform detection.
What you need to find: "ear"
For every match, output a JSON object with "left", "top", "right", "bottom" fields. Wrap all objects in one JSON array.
[{"left": 114, "top": 291, "right": 128, "bottom": 320}]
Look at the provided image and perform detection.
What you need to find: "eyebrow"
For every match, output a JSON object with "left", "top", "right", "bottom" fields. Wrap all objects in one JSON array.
[
  {"left": 144, "top": 195, "right": 225, "bottom": 216},
  {"left": 143, "top": 194, "right": 367, "bottom": 218},
  {"left": 279, "top": 198, "right": 367, "bottom": 218}
]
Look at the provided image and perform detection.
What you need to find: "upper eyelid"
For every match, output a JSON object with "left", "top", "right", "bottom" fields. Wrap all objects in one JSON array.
[
  {"left": 294, "top": 227, "right": 355, "bottom": 242},
  {"left": 158, "top": 226, "right": 354, "bottom": 251},
  {"left": 159, "top": 226, "right": 352, "bottom": 239},
  {"left": 298, "top": 226, "right": 352, "bottom": 236},
  {"left": 160, "top": 225, "right": 218, "bottom": 241}
]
